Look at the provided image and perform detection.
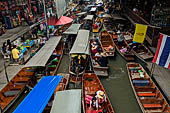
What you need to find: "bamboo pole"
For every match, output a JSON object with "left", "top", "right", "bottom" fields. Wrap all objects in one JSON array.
[{"left": 150, "top": 63, "right": 156, "bottom": 77}]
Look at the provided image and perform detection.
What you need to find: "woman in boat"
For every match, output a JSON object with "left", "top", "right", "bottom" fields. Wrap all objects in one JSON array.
[
  {"left": 117, "top": 30, "right": 124, "bottom": 45},
  {"left": 94, "top": 35, "right": 100, "bottom": 45},
  {"left": 128, "top": 41, "right": 140, "bottom": 52},
  {"left": 97, "top": 52, "right": 108, "bottom": 67},
  {"left": 91, "top": 45, "right": 98, "bottom": 55},
  {"left": 89, "top": 90, "right": 107, "bottom": 111}
]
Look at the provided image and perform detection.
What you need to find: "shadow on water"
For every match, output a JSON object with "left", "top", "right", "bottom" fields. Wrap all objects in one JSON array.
[
  {"left": 57, "top": 54, "right": 70, "bottom": 73},
  {"left": 99, "top": 52, "right": 142, "bottom": 113}
]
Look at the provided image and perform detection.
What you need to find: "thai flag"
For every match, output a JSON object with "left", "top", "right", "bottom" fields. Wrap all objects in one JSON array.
[{"left": 152, "top": 33, "right": 170, "bottom": 69}]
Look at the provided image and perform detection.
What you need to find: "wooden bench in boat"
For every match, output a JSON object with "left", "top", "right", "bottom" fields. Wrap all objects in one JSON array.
[
  {"left": 143, "top": 104, "right": 162, "bottom": 108},
  {"left": 133, "top": 79, "right": 150, "bottom": 86},
  {"left": 135, "top": 87, "right": 156, "bottom": 92},
  {"left": 138, "top": 93, "right": 156, "bottom": 97},
  {"left": 13, "top": 77, "right": 30, "bottom": 83}
]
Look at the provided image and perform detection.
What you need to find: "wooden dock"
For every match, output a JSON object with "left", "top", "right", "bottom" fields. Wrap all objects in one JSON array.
[{"left": 147, "top": 62, "right": 170, "bottom": 103}]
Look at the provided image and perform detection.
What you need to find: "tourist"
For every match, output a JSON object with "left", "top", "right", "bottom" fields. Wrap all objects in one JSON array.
[
  {"left": 94, "top": 35, "right": 100, "bottom": 45},
  {"left": 90, "top": 90, "right": 107, "bottom": 111},
  {"left": 91, "top": 45, "right": 98, "bottom": 55},
  {"left": 97, "top": 52, "right": 108, "bottom": 67},
  {"left": 2, "top": 42, "right": 7, "bottom": 54},
  {"left": 11, "top": 45, "right": 20, "bottom": 63},
  {"left": 90, "top": 96, "right": 97, "bottom": 109},
  {"left": 7, "top": 39, "right": 12, "bottom": 51}
]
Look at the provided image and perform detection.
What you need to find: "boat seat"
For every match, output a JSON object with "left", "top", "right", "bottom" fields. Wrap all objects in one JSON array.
[
  {"left": 4, "top": 90, "right": 19, "bottom": 97},
  {"left": 133, "top": 80, "right": 149, "bottom": 86},
  {"left": 143, "top": 104, "right": 162, "bottom": 108},
  {"left": 137, "top": 93, "right": 156, "bottom": 97}
]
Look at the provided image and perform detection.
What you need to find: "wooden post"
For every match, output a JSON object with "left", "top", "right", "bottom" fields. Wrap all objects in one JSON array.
[
  {"left": 3, "top": 57, "right": 9, "bottom": 82},
  {"left": 150, "top": 63, "right": 156, "bottom": 77}
]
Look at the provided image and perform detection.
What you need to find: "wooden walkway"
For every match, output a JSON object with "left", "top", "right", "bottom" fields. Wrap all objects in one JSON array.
[{"left": 147, "top": 62, "right": 170, "bottom": 103}]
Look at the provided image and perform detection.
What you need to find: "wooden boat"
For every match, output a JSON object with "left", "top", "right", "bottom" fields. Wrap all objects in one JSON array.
[
  {"left": 82, "top": 73, "right": 114, "bottom": 113},
  {"left": 69, "top": 54, "right": 89, "bottom": 82},
  {"left": 124, "top": 33, "right": 153, "bottom": 61},
  {"left": 47, "top": 41, "right": 64, "bottom": 75},
  {"left": 99, "top": 30, "right": 115, "bottom": 57},
  {"left": 0, "top": 67, "right": 36, "bottom": 112},
  {"left": 127, "top": 62, "right": 170, "bottom": 113},
  {"left": 43, "top": 73, "right": 70, "bottom": 113},
  {"left": 69, "top": 30, "right": 90, "bottom": 83},
  {"left": 93, "top": 17, "right": 103, "bottom": 33},
  {"left": 90, "top": 39, "right": 109, "bottom": 76},
  {"left": 112, "top": 33, "right": 134, "bottom": 61}
]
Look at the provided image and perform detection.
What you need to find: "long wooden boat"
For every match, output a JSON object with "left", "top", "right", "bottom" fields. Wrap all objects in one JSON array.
[
  {"left": 47, "top": 41, "right": 64, "bottom": 75},
  {"left": 93, "top": 17, "right": 103, "bottom": 33},
  {"left": 99, "top": 30, "right": 115, "bottom": 57},
  {"left": 112, "top": 33, "right": 134, "bottom": 61},
  {"left": 69, "top": 30, "right": 90, "bottom": 83},
  {"left": 69, "top": 54, "right": 89, "bottom": 82},
  {"left": 82, "top": 73, "right": 114, "bottom": 113},
  {"left": 0, "top": 67, "right": 37, "bottom": 112},
  {"left": 43, "top": 73, "right": 70, "bottom": 113},
  {"left": 127, "top": 62, "right": 170, "bottom": 113},
  {"left": 124, "top": 33, "right": 153, "bottom": 61},
  {"left": 90, "top": 39, "right": 109, "bottom": 76}
]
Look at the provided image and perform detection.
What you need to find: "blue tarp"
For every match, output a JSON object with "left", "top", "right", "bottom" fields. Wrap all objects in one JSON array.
[{"left": 13, "top": 76, "right": 62, "bottom": 113}]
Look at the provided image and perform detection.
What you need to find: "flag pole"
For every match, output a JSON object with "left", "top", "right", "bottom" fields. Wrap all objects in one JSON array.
[{"left": 150, "top": 63, "right": 156, "bottom": 77}]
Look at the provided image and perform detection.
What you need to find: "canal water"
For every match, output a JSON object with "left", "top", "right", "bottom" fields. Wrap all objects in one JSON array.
[
  {"left": 7, "top": 53, "right": 142, "bottom": 113},
  {"left": 57, "top": 52, "right": 142, "bottom": 113}
]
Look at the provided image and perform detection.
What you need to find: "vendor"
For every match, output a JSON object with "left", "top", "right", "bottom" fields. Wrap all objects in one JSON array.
[
  {"left": 117, "top": 30, "right": 124, "bottom": 45},
  {"left": 11, "top": 45, "right": 20, "bottom": 63},
  {"left": 90, "top": 90, "right": 107, "bottom": 111}
]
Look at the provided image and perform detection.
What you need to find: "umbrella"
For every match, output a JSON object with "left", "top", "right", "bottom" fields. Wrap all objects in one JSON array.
[
  {"left": 47, "top": 16, "right": 58, "bottom": 25},
  {"left": 55, "top": 16, "right": 73, "bottom": 25}
]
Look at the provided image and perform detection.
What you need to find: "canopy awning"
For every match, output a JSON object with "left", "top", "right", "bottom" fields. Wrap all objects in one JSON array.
[
  {"left": 111, "top": 14, "right": 126, "bottom": 20},
  {"left": 50, "top": 90, "right": 81, "bottom": 113},
  {"left": 56, "top": 16, "right": 73, "bottom": 25},
  {"left": 70, "top": 30, "right": 90, "bottom": 55},
  {"left": 55, "top": 0, "right": 66, "bottom": 18},
  {"left": 76, "top": 12, "right": 87, "bottom": 16},
  {"left": 63, "top": 24, "right": 81, "bottom": 35},
  {"left": 24, "top": 36, "right": 62, "bottom": 67},
  {"left": 13, "top": 76, "right": 62, "bottom": 113},
  {"left": 90, "top": 7, "right": 97, "bottom": 12},
  {"left": 84, "top": 15, "right": 94, "bottom": 20}
]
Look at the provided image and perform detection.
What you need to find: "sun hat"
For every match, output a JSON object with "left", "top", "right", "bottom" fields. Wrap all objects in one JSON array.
[
  {"left": 117, "top": 30, "right": 120, "bottom": 34},
  {"left": 97, "top": 91, "right": 104, "bottom": 99}
]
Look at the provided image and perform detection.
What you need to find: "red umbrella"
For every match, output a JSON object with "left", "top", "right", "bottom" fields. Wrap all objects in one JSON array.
[{"left": 55, "top": 16, "right": 73, "bottom": 25}]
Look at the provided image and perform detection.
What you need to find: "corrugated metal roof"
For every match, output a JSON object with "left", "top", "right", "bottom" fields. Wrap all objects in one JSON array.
[
  {"left": 24, "top": 36, "right": 62, "bottom": 67},
  {"left": 13, "top": 76, "right": 62, "bottom": 113},
  {"left": 63, "top": 24, "right": 81, "bottom": 34},
  {"left": 50, "top": 89, "right": 81, "bottom": 113},
  {"left": 70, "top": 30, "right": 90, "bottom": 54}
]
